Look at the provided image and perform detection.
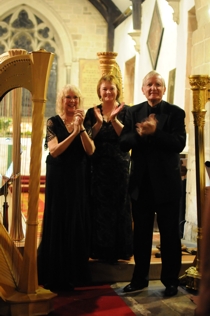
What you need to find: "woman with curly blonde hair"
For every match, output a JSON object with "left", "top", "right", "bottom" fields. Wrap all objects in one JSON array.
[{"left": 38, "top": 84, "right": 95, "bottom": 291}]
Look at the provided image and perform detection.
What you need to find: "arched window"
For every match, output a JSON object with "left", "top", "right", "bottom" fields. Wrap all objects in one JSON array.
[{"left": 0, "top": 6, "right": 58, "bottom": 117}]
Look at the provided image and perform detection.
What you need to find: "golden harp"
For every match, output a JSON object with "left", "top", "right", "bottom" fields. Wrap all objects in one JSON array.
[
  {"left": 97, "top": 52, "right": 124, "bottom": 102},
  {"left": 0, "top": 49, "right": 56, "bottom": 316}
]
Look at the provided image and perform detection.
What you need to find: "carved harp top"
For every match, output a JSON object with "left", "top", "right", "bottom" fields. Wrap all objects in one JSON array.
[
  {"left": 97, "top": 52, "right": 124, "bottom": 102},
  {"left": 0, "top": 48, "right": 54, "bottom": 102}
]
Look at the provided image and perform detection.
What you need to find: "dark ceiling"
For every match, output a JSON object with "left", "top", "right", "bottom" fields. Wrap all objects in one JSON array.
[{"left": 88, "top": 0, "right": 144, "bottom": 51}]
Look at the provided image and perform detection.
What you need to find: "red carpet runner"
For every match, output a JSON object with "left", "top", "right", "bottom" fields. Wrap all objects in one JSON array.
[
  {"left": 49, "top": 285, "right": 135, "bottom": 316},
  {"left": 21, "top": 196, "right": 135, "bottom": 315}
]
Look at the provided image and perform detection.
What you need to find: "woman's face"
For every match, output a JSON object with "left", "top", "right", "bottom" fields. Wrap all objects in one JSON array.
[
  {"left": 62, "top": 90, "right": 80, "bottom": 114},
  {"left": 99, "top": 80, "right": 118, "bottom": 102}
]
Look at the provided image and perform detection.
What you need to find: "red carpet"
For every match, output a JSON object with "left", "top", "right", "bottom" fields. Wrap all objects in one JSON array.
[{"left": 49, "top": 285, "right": 135, "bottom": 316}]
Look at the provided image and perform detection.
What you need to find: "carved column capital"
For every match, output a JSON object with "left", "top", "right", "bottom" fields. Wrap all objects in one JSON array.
[{"left": 166, "top": 0, "right": 181, "bottom": 24}]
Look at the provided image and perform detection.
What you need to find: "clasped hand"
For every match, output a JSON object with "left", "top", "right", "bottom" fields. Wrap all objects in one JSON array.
[
  {"left": 136, "top": 114, "right": 157, "bottom": 136},
  {"left": 73, "top": 109, "right": 85, "bottom": 133}
]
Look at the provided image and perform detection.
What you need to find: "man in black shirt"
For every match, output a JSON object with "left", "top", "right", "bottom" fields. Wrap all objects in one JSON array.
[{"left": 120, "top": 71, "right": 186, "bottom": 297}]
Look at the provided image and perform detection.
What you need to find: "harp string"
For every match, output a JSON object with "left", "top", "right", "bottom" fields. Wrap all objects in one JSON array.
[
  {"left": 0, "top": 90, "right": 23, "bottom": 289},
  {"left": 0, "top": 92, "right": 12, "bottom": 228},
  {"left": 20, "top": 88, "right": 33, "bottom": 238},
  {"left": 10, "top": 88, "right": 24, "bottom": 241}
]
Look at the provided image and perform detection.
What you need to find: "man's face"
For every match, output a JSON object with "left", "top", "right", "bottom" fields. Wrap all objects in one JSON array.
[{"left": 142, "top": 75, "right": 166, "bottom": 106}]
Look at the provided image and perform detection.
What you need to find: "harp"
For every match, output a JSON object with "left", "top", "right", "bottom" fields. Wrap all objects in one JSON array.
[
  {"left": 97, "top": 52, "right": 124, "bottom": 102},
  {"left": 0, "top": 49, "right": 56, "bottom": 315}
]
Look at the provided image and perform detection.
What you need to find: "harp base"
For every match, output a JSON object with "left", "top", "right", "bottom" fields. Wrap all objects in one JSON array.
[
  {"left": 179, "top": 266, "right": 201, "bottom": 290},
  {"left": 0, "top": 286, "right": 57, "bottom": 316}
]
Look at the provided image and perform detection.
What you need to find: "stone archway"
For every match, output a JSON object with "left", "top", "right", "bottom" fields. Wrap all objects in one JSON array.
[{"left": 0, "top": 0, "right": 75, "bottom": 87}]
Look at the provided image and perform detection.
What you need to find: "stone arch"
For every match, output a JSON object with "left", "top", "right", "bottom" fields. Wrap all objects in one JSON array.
[
  {"left": 0, "top": 0, "right": 76, "bottom": 116},
  {"left": 0, "top": 0, "right": 75, "bottom": 67}
]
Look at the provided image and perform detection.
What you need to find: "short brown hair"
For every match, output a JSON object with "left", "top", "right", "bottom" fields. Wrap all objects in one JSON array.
[{"left": 96, "top": 74, "right": 121, "bottom": 102}]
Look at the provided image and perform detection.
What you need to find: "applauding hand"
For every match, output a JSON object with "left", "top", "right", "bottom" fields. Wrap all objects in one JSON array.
[
  {"left": 94, "top": 106, "right": 103, "bottom": 124},
  {"left": 136, "top": 114, "right": 157, "bottom": 136},
  {"left": 110, "top": 102, "right": 124, "bottom": 122}
]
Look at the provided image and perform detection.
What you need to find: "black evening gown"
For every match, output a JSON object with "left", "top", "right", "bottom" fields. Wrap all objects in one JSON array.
[
  {"left": 37, "top": 115, "right": 91, "bottom": 289},
  {"left": 84, "top": 105, "right": 133, "bottom": 262}
]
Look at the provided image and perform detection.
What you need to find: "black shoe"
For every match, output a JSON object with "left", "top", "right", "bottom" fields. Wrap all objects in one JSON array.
[
  {"left": 123, "top": 282, "right": 148, "bottom": 293},
  {"left": 164, "top": 285, "right": 178, "bottom": 297}
]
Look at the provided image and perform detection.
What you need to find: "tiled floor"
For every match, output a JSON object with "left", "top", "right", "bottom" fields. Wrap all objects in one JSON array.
[
  {"left": 90, "top": 236, "right": 198, "bottom": 315},
  {"left": 90, "top": 236, "right": 197, "bottom": 284},
  {"left": 112, "top": 280, "right": 197, "bottom": 315}
]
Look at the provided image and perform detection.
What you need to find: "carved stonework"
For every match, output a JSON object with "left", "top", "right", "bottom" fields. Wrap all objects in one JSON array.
[
  {"left": 128, "top": 30, "right": 141, "bottom": 53},
  {"left": 166, "top": 0, "right": 181, "bottom": 24}
]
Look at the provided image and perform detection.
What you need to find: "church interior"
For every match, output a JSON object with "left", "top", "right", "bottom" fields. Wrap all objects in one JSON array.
[{"left": 0, "top": 0, "right": 210, "bottom": 315}]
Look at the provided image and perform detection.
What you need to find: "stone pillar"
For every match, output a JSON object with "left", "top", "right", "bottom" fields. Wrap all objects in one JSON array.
[{"left": 65, "top": 64, "right": 71, "bottom": 84}]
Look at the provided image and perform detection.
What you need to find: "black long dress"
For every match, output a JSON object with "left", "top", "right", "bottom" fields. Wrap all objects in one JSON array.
[
  {"left": 84, "top": 105, "right": 133, "bottom": 263},
  {"left": 37, "top": 115, "right": 91, "bottom": 290}
]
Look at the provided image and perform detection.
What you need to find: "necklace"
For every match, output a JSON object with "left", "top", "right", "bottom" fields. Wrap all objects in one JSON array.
[
  {"left": 62, "top": 118, "right": 74, "bottom": 127},
  {"left": 101, "top": 103, "right": 118, "bottom": 122}
]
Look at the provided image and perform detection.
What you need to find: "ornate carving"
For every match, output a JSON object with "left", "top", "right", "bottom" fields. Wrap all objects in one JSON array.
[
  {"left": 97, "top": 52, "right": 118, "bottom": 75},
  {"left": 192, "top": 110, "right": 206, "bottom": 127},
  {"left": 128, "top": 30, "right": 141, "bottom": 53},
  {"left": 189, "top": 75, "right": 210, "bottom": 90},
  {"left": 184, "top": 266, "right": 201, "bottom": 290},
  {"left": 189, "top": 75, "right": 210, "bottom": 112},
  {"left": 166, "top": 0, "right": 181, "bottom": 24}
]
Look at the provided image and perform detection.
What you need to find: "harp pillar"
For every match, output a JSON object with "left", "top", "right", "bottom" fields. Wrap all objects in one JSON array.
[{"left": 180, "top": 75, "right": 210, "bottom": 290}]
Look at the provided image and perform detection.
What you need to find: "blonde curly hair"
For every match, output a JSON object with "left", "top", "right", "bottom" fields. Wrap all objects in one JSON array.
[{"left": 56, "top": 84, "right": 83, "bottom": 115}]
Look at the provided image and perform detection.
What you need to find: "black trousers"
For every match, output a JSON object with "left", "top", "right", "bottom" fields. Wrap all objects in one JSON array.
[{"left": 131, "top": 196, "right": 182, "bottom": 287}]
